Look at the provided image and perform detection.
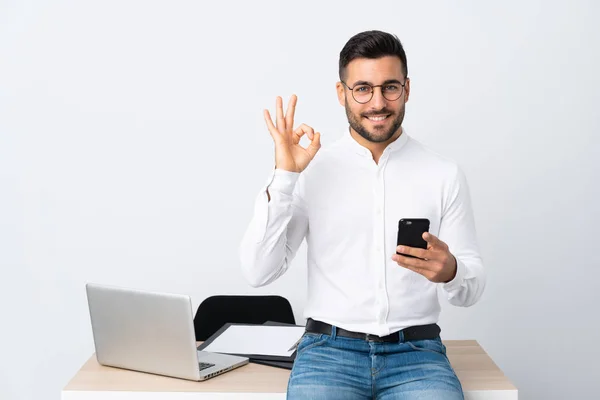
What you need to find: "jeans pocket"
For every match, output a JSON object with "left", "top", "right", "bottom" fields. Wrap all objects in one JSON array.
[
  {"left": 405, "top": 337, "right": 446, "bottom": 355},
  {"left": 296, "top": 333, "right": 328, "bottom": 357}
]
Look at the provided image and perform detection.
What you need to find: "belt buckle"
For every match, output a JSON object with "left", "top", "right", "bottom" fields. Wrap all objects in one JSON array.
[{"left": 365, "top": 333, "right": 384, "bottom": 342}]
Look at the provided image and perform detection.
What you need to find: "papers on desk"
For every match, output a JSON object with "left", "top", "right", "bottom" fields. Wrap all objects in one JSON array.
[{"left": 199, "top": 324, "right": 306, "bottom": 358}]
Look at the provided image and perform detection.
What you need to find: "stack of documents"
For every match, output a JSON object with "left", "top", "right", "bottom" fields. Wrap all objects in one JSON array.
[{"left": 197, "top": 322, "right": 305, "bottom": 369}]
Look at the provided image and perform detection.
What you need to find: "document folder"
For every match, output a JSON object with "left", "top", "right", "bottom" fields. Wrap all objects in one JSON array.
[{"left": 197, "top": 322, "right": 305, "bottom": 363}]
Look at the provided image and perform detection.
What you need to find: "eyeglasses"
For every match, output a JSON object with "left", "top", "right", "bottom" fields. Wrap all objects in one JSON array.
[{"left": 341, "top": 80, "right": 407, "bottom": 104}]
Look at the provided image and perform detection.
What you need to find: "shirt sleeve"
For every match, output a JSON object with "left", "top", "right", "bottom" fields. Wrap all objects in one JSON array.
[
  {"left": 239, "top": 168, "right": 309, "bottom": 287},
  {"left": 439, "top": 165, "right": 486, "bottom": 307}
]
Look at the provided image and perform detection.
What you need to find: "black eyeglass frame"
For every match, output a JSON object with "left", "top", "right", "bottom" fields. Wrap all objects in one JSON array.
[{"left": 340, "top": 79, "right": 408, "bottom": 104}]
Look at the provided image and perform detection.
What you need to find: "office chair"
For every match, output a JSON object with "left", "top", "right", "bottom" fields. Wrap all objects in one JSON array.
[{"left": 193, "top": 295, "right": 296, "bottom": 341}]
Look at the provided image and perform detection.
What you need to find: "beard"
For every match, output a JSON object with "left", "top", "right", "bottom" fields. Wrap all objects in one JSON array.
[{"left": 345, "top": 100, "right": 405, "bottom": 143}]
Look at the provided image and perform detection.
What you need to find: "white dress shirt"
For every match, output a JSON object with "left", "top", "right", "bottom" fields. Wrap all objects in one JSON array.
[{"left": 240, "top": 129, "right": 485, "bottom": 336}]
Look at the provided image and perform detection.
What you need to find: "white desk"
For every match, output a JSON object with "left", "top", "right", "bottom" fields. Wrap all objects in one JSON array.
[{"left": 62, "top": 340, "right": 517, "bottom": 399}]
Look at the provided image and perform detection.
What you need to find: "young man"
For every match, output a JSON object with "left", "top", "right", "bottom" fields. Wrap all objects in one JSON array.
[{"left": 240, "top": 30, "right": 485, "bottom": 400}]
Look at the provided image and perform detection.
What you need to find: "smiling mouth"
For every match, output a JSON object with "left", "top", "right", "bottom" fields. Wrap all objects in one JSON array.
[{"left": 364, "top": 114, "right": 390, "bottom": 122}]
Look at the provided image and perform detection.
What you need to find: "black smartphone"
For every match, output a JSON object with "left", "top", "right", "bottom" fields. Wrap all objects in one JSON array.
[{"left": 396, "top": 218, "right": 430, "bottom": 258}]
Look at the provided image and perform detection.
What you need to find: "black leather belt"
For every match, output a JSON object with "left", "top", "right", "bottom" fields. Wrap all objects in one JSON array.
[{"left": 306, "top": 318, "right": 441, "bottom": 343}]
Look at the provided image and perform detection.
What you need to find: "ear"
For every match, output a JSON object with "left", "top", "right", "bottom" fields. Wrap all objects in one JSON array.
[
  {"left": 403, "top": 78, "right": 411, "bottom": 103},
  {"left": 336, "top": 82, "right": 345, "bottom": 106}
]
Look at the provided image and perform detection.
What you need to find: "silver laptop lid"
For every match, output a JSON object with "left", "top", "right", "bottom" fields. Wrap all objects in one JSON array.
[{"left": 86, "top": 283, "right": 201, "bottom": 381}]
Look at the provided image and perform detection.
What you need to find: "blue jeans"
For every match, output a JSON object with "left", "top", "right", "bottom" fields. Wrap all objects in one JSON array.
[{"left": 287, "top": 326, "right": 463, "bottom": 400}]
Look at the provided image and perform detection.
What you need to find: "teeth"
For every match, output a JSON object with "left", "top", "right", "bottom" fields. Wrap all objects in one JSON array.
[{"left": 368, "top": 115, "right": 388, "bottom": 121}]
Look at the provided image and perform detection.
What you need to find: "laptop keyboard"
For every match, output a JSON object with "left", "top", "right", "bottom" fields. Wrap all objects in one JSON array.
[{"left": 199, "top": 362, "right": 215, "bottom": 371}]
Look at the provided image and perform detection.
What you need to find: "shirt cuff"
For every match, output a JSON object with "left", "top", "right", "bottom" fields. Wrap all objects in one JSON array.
[
  {"left": 443, "top": 257, "right": 466, "bottom": 293},
  {"left": 267, "top": 168, "right": 300, "bottom": 196}
]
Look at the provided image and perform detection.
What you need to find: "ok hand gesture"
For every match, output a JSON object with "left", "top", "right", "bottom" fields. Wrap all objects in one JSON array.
[{"left": 264, "top": 95, "right": 321, "bottom": 173}]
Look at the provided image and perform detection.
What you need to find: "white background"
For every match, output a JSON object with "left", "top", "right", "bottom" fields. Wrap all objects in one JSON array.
[{"left": 1, "top": 1, "right": 599, "bottom": 399}]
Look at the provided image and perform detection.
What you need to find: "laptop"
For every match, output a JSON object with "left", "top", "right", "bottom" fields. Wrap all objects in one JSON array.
[{"left": 85, "top": 283, "right": 249, "bottom": 381}]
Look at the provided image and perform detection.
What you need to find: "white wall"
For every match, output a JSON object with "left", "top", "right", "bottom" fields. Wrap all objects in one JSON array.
[{"left": 1, "top": 1, "right": 598, "bottom": 399}]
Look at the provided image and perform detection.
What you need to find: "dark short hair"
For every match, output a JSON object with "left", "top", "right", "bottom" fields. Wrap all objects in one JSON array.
[{"left": 339, "top": 30, "right": 408, "bottom": 81}]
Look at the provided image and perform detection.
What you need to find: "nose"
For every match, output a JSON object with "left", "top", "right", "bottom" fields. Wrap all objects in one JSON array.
[{"left": 371, "top": 87, "right": 387, "bottom": 109}]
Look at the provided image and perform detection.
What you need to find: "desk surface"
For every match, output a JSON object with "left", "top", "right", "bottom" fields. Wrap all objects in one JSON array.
[{"left": 63, "top": 340, "right": 517, "bottom": 400}]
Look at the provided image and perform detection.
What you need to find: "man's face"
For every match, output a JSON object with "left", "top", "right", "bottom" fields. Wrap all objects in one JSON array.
[{"left": 337, "top": 56, "right": 410, "bottom": 143}]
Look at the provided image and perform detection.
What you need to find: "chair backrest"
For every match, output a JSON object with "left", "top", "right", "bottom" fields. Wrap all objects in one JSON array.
[{"left": 193, "top": 295, "right": 296, "bottom": 341}]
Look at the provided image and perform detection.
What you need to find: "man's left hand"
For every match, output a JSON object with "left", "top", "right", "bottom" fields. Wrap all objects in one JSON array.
[{"left": 392, "top": 232, "right": 457, "bottom": 283}]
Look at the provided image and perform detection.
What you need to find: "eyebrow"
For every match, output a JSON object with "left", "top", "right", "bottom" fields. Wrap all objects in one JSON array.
[{"left": 351, "top": 79, "right": 403, "bottom": 86}]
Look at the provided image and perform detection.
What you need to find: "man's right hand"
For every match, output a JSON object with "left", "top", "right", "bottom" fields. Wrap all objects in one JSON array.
[{"left": 264, "top": 95, "right": 321, "bottom": 173}]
